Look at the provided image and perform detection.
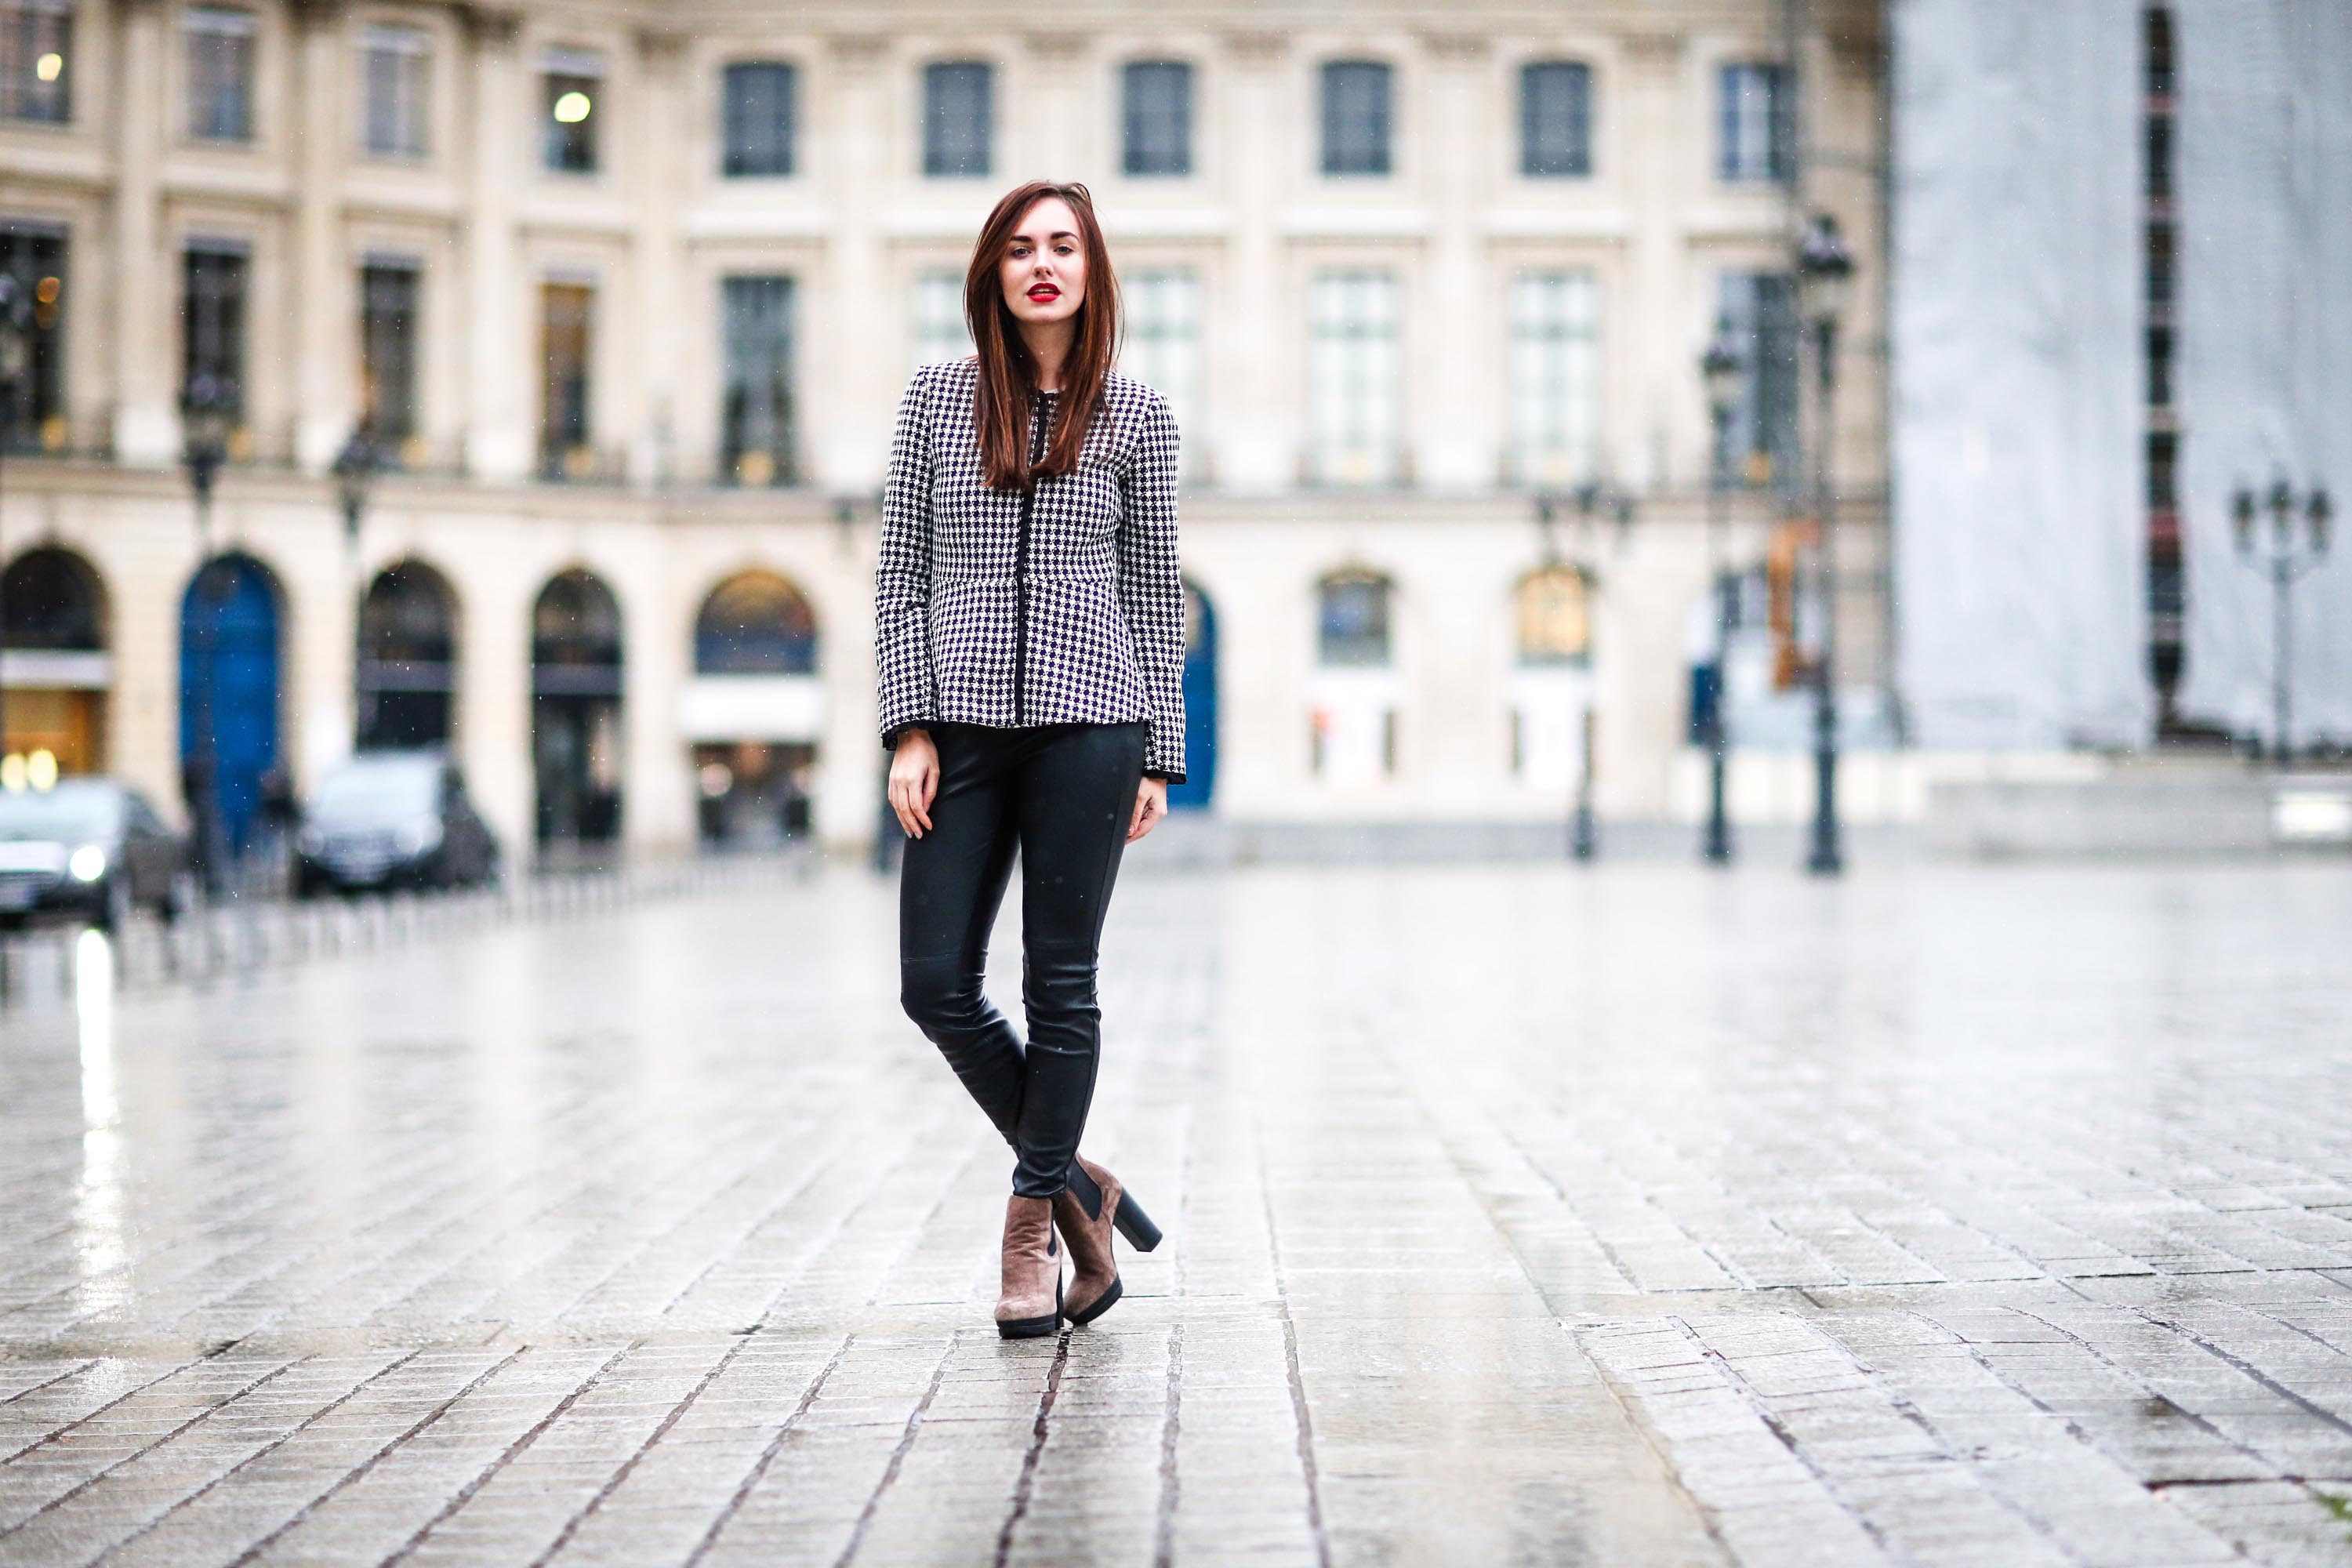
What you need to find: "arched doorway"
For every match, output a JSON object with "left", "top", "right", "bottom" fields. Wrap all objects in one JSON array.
[
  {"left": 180, "top": 553, "right": 281, "bottom": 867},
  {"left": 1510, "top": 566, "right": 1592, "bottom": 791},
  {"left": 532, "top": 568, "right": 624, "bottom": 847},
  {"left": 1167, "top": 579, "right": 1216, "bottom": 809},
  {"left": 686, "top": 570, "right": 820, "bottom": 846},
  {"left": 357, "top": 561, "right": 458, "bottom": 750},
  {"left": 1310, "top": 568, "right": 1398, "bottom": 783},
  {"left": 2, "top": 545, "right": 109, "bottom": 775}
]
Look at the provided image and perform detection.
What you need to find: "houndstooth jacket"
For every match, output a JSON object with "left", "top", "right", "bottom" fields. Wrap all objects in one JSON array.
[{"left": 874, "top": 357, "right": 1188, "bottom": 782}]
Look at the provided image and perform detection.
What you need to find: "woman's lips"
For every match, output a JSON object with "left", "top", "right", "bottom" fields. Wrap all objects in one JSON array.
[{"left": 1028, "top": 285, "right": 1059, "bottom": 299}]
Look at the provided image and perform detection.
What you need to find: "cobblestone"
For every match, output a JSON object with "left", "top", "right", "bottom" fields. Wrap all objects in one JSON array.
[{"left": 1, "top": 860, "right": 2349, "bottom": 1563}]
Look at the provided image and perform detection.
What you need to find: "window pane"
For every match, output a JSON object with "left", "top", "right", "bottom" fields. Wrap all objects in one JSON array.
[
  {"left": 181, "top": 245, "right": 247, "bottom": 418},
  {"left": 359, "top": 260, "right": 419, "bottom": 452},
  {"left": 184, "top": 7, "right": 255, "bottom": 143},
  {"left": 1719, "top": 63, "right": 1792, "bottom": 184},
  {"left": 359, "top": 24, "right": 427, "bottom": 158},
  {"left": 1508, "top": 271, "right": 1599, "bottom": 488},
  {"left": 1320, "top": 60, "right": 1390, "bottom": 176},
  {"left": 1718, "top": 272, "right": 1798, "bottom": 492},
  {"left": 1121, "top": 270, "right": 1200, "bottom": 475},
  {"left": 0, "top": 0, "right": 73, "bottom": 123},
  {"left": 542, "top": 58, "right": 601, "bottom": 172},
  {"left": 539, "top": 281, "right": 593, "bottom": 477},
  {"left": 1520, "top": 62, "right": 1592, "bottom": 177},
  {"left": 924, "top": 61, "right": 990, "bottom": 177},
  {"left": 1123, "top": 60, "right": 1190, "bottom": 177},
  {"left": 721, "top": 275, "right": 795, "bottom": 485},
  {"left": 1318, "top": 572, "right": 1391, "bottom": 666},
  {"left": 911, "top": 270, "right": 970, "bottom": 370},
  {"left": 722, "top": 61, "right": 794, "bottom": 177},
  {"left": 0, "top": 226, "right": 66, "bottom": 448},
  {"left": 1308, "top": 271, "right": 1399, "bottom": 485}
]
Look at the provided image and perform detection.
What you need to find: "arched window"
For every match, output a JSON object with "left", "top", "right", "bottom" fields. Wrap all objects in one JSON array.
[
  {"left": 532, "top": 569, "right": 624, "bottom": 846},
  {"left": 695, "top": 571, "right": 816, "bottom": 674},
  {"left": 1316, "top": 569, "right": 1392, "bottom": 666},
  {"left": 532, "top": 568, "right": 622, "bottom": 676},
  {"left": 2, "top": 546, "right": 104, "bottom": 650},
  {"left": 1515, "top": 567, "right": 1590, "bottom": 665},
  {"left": 357, "top": 559, "right": 458, "bottom": 749}
]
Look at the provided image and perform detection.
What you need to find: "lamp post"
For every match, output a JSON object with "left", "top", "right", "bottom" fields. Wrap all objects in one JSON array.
[
  {"left": 1795, "top": 212, "right": 1855, "bottom": 878},
  {"left": 2232, "top": 478, "right": 2331, "bottom": 764},
  {"left": 180, "top": 374, "right": 236, "bottom": 891},
  {"left": 333, "top": 423, "right": 378, "bottom": 561},
  {"left": 1700, "top": 320, "right": 1742, "bottom": 865},
  {"left": 0, "top": 274, "right": 31, "bottom": 761}
]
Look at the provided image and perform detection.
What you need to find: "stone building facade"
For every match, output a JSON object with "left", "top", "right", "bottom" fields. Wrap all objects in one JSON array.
[{"left": 0, "top": 0, "right": 1887, "bottom": 859}]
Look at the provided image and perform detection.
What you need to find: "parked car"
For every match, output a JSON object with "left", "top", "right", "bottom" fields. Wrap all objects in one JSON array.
[
  {"left": 294, "top": 751, "right": 501, "bottom": 896},
  {"left": 0, "top": 778, "right": 196, "bottom": 931}
]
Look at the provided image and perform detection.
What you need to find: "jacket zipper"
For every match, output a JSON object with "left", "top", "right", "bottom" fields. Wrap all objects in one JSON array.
[{"left": 1012, "top": 388, "right": 1049, "bottom": 726}]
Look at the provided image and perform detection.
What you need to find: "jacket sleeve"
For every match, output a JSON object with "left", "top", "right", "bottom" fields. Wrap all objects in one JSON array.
[
  {"left": 873, "top": 365, "right": 939, "bottom": 750},
  {"left": 1117, "top": 390, "right": 1188, "bottom": 782}
]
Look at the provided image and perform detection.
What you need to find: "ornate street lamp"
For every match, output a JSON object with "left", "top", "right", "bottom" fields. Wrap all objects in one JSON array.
[
  {"left": 180, "top": 372, "right": 238, "bottom": 891},
  {"left": 0, "top": 274, "right": 31, "bottom": 760},
  {"left": 333, "top": 423, "right": 378, "bottom": 557},
  {"left": 2232, "top": 477, "right": 2332, "bottom": 764},
  {"left": 1700, "top": 318, "right": 1743, "bottom": 865},
  {"left": 1795, "top": 212, "right": 1855, "bottom": 877}
]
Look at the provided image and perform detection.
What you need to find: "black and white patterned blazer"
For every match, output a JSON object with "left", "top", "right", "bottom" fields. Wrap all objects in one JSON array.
[{"left": 874, "top": 357, "right": 1188, "bottom": 782}]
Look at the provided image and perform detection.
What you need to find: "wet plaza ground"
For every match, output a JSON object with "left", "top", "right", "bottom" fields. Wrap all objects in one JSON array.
[{"left": 1, "top": 857, "right": 2350, "bottom": 1566}]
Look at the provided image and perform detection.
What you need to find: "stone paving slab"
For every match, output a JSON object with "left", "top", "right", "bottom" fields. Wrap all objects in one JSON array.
[{"left": 1, "top": 862, "right": 2350, "bottom": 1563}]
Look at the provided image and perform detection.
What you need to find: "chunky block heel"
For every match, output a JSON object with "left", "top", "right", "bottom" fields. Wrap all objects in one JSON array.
[{"left": 1112, "top": 1189, "right": 1163, "bottom": 1253}]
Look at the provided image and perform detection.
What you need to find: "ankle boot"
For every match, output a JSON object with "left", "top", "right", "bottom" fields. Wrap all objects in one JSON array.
[
  {"left": 1053, "top": 1156, "right": 1164, "bottom": 1327},
  {"left": 996, "top": 1194, "right": 1062, "bottom": 1339}
]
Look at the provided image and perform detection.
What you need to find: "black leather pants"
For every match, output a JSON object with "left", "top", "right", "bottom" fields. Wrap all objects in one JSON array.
[{"left": 898, "top": 721, "right": 1148, "bottom": 1199}]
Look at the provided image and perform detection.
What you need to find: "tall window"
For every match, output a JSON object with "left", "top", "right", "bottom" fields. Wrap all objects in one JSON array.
[
  {"left": 1121, "top": 270, "right": 1200, "bottom": 471},
  {"left": 539, "top": 280, "right": 593, "bottom": 479},
  {"left": 1308, "top": 270, "right": 1400, "bottom": 486},
  {"left": 184, "top": 6, "right": 256, "bottom": 143},
  {"left": 1123, "top": 60, "right": 1191, "bottom": 177},
  {"left": 924, "top": 61, "right": 990, "bottom": 177},
  {"left": 1520, "top": 61, "right": 1592, "bottom": 177},
  {"left": 358, "top": 24, "right": 428, "bottom": 158},
  {"left": 0, "top": 0, "right": 71, "bottom": 123},
  {"left": 721, "top": 275, "right": 795, "bottom": 485},
  {"left": 1512, "top": 568, "right": 1591, "bottom": 784},
  {"left": 358, "top": 258, "right": 419, "bottom": 456},
  {"left": 0, "top": 226, "right": 65, "bottom": 450},
  {"left": 1318, "top": 572, "right": 1391, "bottom": 667},
  {"left": 542, "top": 48, "right": 601, "bottom": 172},
  {"left": 1718, "top": 273, "right": 1798, "bottom": 492},
  {"left": 181, "top": 242, "right": 248, "bottom": 428},
  {"left": 1719, "top": 63, "right": 1792, "bottom": 184},
  {"left": 910, "top": 270, "right": 969, "bottom": 369},
  {"left": 722, "top": 60, "right": 794, "bottom": 177},
  {"left": 1508, "top": 271, "right": 1599, "bottom": 488},
  {"left": 1312, "top": 569, "right": 1396, "bottom": 781},
  {"left": 1321, "top": 60, "right": 1391, "bottom": 176}
]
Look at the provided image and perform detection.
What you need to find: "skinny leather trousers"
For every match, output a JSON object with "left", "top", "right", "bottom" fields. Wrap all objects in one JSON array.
[{"left": 898, "top": 720, "right": 1148, "bottom": 1199}]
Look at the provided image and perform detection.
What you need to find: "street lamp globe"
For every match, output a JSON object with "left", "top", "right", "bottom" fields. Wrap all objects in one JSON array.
[
  {"left": 1795, "top": 212, "right": 1856, "bottom": 331},
  {"left": 1700, "top": 320, "right": 1742, "bottom": 423},
  {"left": 333, "top": 424, "right": 378, "bottom": 546},
  {"left": 2232, "top": 485, "right": 2257, "bottom": 554},
  {"left": 2308, "top": 486, "right": 2332, "bottom": 555},
  {"left": 180, "top": 372, "right": 235, "bottom": 496}
]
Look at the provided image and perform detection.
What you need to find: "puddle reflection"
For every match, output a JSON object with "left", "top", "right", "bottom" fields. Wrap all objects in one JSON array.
[{"left": 73, "top": 928, "right": 127, "bottom": 1302}]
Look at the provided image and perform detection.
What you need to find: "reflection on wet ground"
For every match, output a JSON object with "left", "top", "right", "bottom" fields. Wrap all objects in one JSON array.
[{"left": 1, "top": 860, "right": 2349, "bottom": 1565}]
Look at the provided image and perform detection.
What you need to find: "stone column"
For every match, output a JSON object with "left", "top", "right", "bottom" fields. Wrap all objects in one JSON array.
[
  {"left": 621, "top": 540, "right": 693, "bottom": 858},
  {"left": 458, "top": 562, "right": 535, "bottom": 862},
  {"left": 291, "top": 0, "right": 357, "bottom": 473},
  {"left": 110, "top": 0, "right": 175, "bottom": 467},
  {"left": 1417, "top": 31, "right": 1492, "bottom": 492},
  {"left": 1218, "top": 31, "right": 1290, "bottom": 492},
  {"left": 461, "top": 8, "right": 531, "bottom": 481},
  {"left": 626, "top": 28, "right": 685, "bottom": 490},
  {"left": 1621, "top": 31, "right": 1685, "bottom": 492},
  {"left": 813, "top": 32, "right": 889, "bottom": 492}
]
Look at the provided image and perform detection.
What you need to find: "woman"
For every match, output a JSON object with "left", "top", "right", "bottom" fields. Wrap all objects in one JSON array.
[{"left": 876, "top": 180, "right": 1185, "bottom": 1340}]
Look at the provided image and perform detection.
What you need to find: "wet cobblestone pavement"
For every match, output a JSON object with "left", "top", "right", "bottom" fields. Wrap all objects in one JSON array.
[{"left": 2, "top": 860, "right": 2350, "bottom": 1566}]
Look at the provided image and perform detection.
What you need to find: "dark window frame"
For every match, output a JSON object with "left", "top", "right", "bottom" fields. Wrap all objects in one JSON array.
[
  {"left": 541, "top": 53, "right": 602, "bottom": 174},
  {"left": 1718, "top": 61, "right": 1794, "bottom": 185},
  {"left": 721, "top": 60, "right": 795, "bottom": 177},
  {"left": 0, "top": 0, "right": 73, "bottom": 123},
  {"left": 1320, "top": 60, "right": 1392, "bottom": 177},
  {"left": 1519, "top": 60, "right": 1592, "bottom": 178},
  {"left": 183, "top": 4, "right": 257, "bottom": 144},
  {"left": 359, "top": 257, "right": 419, "bottom": 453},
  {"left": 1717, "top": 271, "right": 1798, "bottom": 495},
  {"left": 358, "top": 22, "right": 429, "bottom": 159},
  {"left": 1122, "top": 59, "right": 1192, "bottom": 177},
  {"left": 0, "top": 224, "right": 67, "bottom": 449},
  {"left": 181, "top": 241, "right": 249, "bottom": 427},
  {"left": 720, "top": 274, "right": 797, "bottom": 486},
  {"left": 923, "top": 60, "right": 992, "bottom": 178},
  {"left": 539, "top": 279, "right": 593, "bottom": 478}
]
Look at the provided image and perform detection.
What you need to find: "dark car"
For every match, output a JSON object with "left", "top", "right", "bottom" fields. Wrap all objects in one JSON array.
[
  {"left": 0, "top": 779, "right": 196, "bottom": 931},
  {"left": 294, "top": 751, "right": 501, "bottom": 895}
]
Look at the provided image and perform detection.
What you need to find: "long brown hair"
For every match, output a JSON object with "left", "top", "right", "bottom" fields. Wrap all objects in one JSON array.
[{"left": 965, "top": 180, "right": 1122, "bottom": 490}]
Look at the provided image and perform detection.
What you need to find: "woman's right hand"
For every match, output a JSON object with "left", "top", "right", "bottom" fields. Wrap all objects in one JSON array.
[{"left": 887, "top": 728, "right": 940, "bottom": 838}]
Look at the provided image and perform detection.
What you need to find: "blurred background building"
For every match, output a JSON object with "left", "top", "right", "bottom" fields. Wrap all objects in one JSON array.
[{"left": 27, "top": 0, "right": 2332, "bottom": 868}]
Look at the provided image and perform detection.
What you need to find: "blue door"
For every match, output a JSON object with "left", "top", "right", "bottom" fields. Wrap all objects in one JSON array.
[
  {"left": 1168, "top": 581, "right": 1216, "bottom": 810},
  {"left": 180, "top": 554, "right": 281, "bottom": 855}
]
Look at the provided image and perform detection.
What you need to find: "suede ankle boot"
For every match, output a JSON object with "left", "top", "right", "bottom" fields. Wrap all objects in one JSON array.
[
  {"left": 1052, "top": 1156, "right": 1164, "bottom": 1327},
  {"left": 996, "top": 1194, "right": 1062, "bottom": 1339}
]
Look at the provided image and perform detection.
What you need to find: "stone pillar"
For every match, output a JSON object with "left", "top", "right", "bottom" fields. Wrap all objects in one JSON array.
[
  {"left": 461, "top": 9, "right": 531, "bottom": 481},
  {"left": 291, "top": 0, "right": 356, "bottom": 473},
  {"left": 627, "top": 28, "right": 684, "bottom": 491},
  {"left": 1218, "top": 32, "right": 1290, "bottom": 491},
  {"left": 813, "top": 33, "right": 890, "bottom": 492},
  {"left": 1417, "top": 32, "right": 1492, "bottom": 492},
  {"left": 110, "top": 0, "right": 175, "bottom": 466},
  {"left": 458, "top": 563, "right": 534, "bottom": 862},
  {"left": 1621, "top": 31, "right": 1686, "bottom": 492},
  {"left": 621, "top": 545, "right": 693, "bottom": 858}
]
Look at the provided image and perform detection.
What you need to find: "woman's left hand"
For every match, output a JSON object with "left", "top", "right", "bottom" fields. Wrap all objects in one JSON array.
[{"left": 1127, "top": 777, "right": 1167, "bottom": 842}]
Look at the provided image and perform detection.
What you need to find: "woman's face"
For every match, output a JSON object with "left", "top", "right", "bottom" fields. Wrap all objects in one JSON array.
[{"left": 998, "top": 195, "right": 1087, "bottom": 332}]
